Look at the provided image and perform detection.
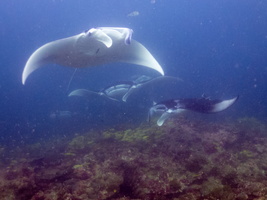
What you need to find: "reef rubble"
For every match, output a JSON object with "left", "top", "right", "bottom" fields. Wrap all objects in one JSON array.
[{"left": 0, "top": 117, "right": 267, "bottom": 199}]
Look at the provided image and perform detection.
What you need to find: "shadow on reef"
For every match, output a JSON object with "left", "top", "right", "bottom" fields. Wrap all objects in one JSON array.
[{"left": 0, "top": 117, "right": 267, "bottom": 199}]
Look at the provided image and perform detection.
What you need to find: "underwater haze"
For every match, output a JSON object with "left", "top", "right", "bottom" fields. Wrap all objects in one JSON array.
[
  {"left": 1, "top": 0, "right": 266, "bottom": 142},
  {"left": 1, "top": 0, "right": 267, "bottom": 199}
]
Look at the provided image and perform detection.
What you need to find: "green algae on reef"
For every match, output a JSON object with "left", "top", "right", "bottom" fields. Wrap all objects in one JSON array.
[{"left": 0, "top": 117, "right": 267, "bottom": 199}]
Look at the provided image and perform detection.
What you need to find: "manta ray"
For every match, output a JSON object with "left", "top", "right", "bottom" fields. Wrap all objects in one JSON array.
[
  {"left": 22, "top": 27, "right": 164, "bottom": 84},
  {"left": 68, "top": 81, "right": 135, "bottom": 102},
  {"left": 149, "top": 96, "right": 239, "bottom": 126},
  {"left": 68, "top": 75, "right": 182, "bottom": 102}
]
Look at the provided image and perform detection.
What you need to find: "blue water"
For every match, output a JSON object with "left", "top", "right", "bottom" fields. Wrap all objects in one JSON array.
[{"left": 0, "top": 0, "right": 267, "bottom": 144}]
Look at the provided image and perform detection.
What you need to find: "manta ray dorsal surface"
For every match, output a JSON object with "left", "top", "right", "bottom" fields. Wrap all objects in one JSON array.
[{"left": 22, "top": 27, "right": 164, "bottom": 85}]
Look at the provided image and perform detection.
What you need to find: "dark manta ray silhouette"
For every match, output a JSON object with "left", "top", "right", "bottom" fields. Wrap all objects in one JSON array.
[{"left": 148, "top": 96, "right": 239, "bottom": 126}]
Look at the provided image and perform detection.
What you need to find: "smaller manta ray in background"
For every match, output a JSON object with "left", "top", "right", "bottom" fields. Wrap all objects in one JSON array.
[
  {"left": 68, "top": 81, "right": 136, "bottom": 102},
  {"left": 68, "top": 75, "right": 181, "bottom": 102},
  {"left": 148, "top": 96, "right": 239, "bottom": 126},
  {"left": 68, "top": 75, "right": 153, "bottom": 102},
  {"left": 22, "top": 27, "right": 164, "bottom": 84}
]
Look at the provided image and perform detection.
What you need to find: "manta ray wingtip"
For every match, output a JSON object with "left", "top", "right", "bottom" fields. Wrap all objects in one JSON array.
[
  {"left": 22, "top": 76, "right": 25, "bottom": 85},
  {"left": 212, "top": 95, "right": 239, "bottom": 112},
  {"left": 22, "top": 62, "right": 35, "bottom": 85},
  {"left": 159, "top": 68, "right": 164, "bottom": 76},
  {"left": 22, "top": 67, "right": 30, "bottom": 85},
  {"left": 22, "top": 66, "right": 29, "bottom": 85}
]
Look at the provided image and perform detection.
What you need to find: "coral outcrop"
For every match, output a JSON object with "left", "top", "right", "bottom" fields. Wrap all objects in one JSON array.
[{"left": 0, "top": 117, "right": 267, "bottom": 199}]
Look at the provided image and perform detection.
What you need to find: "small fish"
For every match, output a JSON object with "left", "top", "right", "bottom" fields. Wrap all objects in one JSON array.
[
  {"left": 127, "top": 11, "right": 140, "bottom": 17},
  {"left": 148, "top": 96, "right": 239, "bottom": 126},
  {"left": 49, "top": 110, "right": 72, "bottom": 120}
]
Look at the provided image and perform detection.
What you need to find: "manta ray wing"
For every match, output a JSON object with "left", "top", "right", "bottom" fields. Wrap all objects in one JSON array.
[
  {"left": 157, "top": 112, "right": 172, "bottom": 126},
  {"left": 211, "top": 96, "right": 239, "bottom": 112},
  {"left": 68, "top": 89, "right": 99, "bottom": 97},
  {"left": 22, "top": 35, "right": 80, "bottom": 85},
  {"left": 118, "top": 40, "right": 164, "bottom": 76},
  {"left": 69, "top": 88, "right": 121, "bottom": 102},
  {"left": 122, "top": 86, "right": 136, "bottom": 102},
  {"left": 122, "top": 76, "right": 182, "bottom": 102}
]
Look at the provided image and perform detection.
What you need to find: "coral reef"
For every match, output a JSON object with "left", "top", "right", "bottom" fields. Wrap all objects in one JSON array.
[{"left": 0, "top": 117, "right": 267, "bottom": 199}]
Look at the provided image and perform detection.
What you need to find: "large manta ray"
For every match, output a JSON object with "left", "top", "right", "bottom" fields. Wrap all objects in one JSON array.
[{"left": 22, "top": 27, "right": 164, "bottom": 84}]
